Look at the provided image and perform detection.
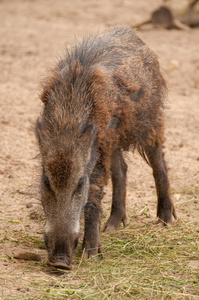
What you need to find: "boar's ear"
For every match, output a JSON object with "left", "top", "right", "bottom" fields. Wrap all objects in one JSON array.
[
  {"left": 40, "top": 89, "right": 49, "bottom": 104},
  {"left": 40, "top": 76, "right": 55, "bottom": 104}
]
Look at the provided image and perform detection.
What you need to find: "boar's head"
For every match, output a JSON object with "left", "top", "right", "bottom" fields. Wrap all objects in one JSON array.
[{"left": 36, "top": 120, "right": 97, "bottom": 270}]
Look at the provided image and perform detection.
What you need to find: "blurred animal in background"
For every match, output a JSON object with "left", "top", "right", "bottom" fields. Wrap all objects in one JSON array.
[{"left": 132, "top": 0, "right": 199, "bottom": 29}]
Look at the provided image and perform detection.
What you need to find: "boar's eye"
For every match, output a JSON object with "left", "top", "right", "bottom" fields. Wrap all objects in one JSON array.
[
  {"left": 72, "top": 177, "right": 85, "bottom": 198},
  {"left": 76, "top": 176, "right": 85, "bottom": 192},
  {"left": 74, "top": 237, "right": 79, "bottom": 249},
  {"left": 44, "top": 233, "right": 49, "bottom": 249},
  {"left": 43, "top": 173, "right": 51, "bottom": 189}
]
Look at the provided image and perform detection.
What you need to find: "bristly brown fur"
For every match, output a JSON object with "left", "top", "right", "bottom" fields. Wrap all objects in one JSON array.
[
  {"left": 36, "top": 26, "right": 168, "bottom": 189},
  {"left": 47, "top": 150, "right": 73, "bottom": 189},
  {"left": 35, "top": 26, "right": 176, "bottom": 268}
]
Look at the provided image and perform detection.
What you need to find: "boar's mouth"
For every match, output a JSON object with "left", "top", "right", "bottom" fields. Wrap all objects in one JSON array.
[
  {"left": 47, "top": 257, "right": 72, "bottom": 270},
  {"left": 44, "top": 234, "right": 79, "bottom": 270}
]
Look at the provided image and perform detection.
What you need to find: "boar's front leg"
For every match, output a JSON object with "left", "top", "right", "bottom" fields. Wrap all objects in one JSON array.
[
  {"left": 103, "top": 149, "right": 128, "bottom": 232},
  {"left": 83, "top": 160, "right": 105, "bottom": 259},
  {"left": 145, "top": 145, "right": 177, "bottom": 225}
]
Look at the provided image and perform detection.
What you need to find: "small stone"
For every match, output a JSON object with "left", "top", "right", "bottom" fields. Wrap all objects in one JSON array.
[
  {"left": 167, "top": 60, "right": 180, "bottom": 71},
  {"left": 17, "top": 287, "right": 30, "bottom": 292},
  {"left": 14, "top": 251, "right": 41, "bottom": 261},
  {"left": 26, "top": 203, "right": 33, "bottom": 208}
]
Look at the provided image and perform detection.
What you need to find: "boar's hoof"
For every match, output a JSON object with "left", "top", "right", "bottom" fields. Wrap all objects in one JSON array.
[
  {"left": 102, "top": 214, "right": 127, "bottom": 233},
  {"left": 158, "top": 206, "right": 177, "bottom": 226},
  {"left": 83, "top": 243, "right": 103, "bottom": 260},
  {"left": 47, "top": 259, "right": 72, "bottom": 270}
]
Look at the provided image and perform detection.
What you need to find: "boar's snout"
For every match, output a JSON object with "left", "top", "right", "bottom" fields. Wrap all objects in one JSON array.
[
  {"left": 44, "top": 229, "right": 79, "bottom": 270},
  {"left": 47, "top": 255, "right": 72, "bottom": 270}
]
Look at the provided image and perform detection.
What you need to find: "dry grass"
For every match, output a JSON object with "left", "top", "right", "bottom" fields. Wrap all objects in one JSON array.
[
  {"left": 1, "top": 182, "right": 198, "bottom": 299},
  {"left": 1, "top": 215, "right": 199, "bottom": 299}
]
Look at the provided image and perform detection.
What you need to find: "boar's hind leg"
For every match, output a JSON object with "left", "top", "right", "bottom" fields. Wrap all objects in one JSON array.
[
  {"left": 103, "top": 149, "right": 128, "bottom": 232},
  {"left": 145, "top": 145, "right": 177, "bottom": 225},
  {"left": 83, "top": 161, "right": 104, "bottom": 259}
]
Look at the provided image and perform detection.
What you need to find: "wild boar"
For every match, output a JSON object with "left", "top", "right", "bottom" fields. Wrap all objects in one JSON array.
[{"left": 35, "top": 26, "right": 176, "bottom": 270}]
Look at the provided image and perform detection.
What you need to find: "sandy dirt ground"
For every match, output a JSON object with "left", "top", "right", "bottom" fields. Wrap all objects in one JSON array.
[{"left": 0, "top": 0, "right": 199, "bottom": 298}]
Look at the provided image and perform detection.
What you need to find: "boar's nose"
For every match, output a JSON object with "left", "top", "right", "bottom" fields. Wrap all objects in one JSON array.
[{"left": 47, "top": 255, "right": 72, "bottom": 270}]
